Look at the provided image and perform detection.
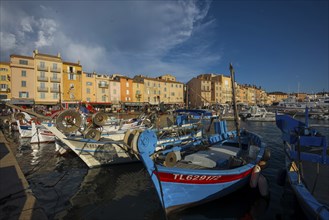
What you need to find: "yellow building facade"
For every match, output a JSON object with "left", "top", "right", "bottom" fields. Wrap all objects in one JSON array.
[
  {"left": 95, "top": 73, "right": 110, "bottom": 103},
  {"left": 0, "top": 62, "right": 11, "bottom": 100},
  {"left": 134, "top": 74, "right": 184, "bottom": 106},
  {"left": 33, "top": 50, "right": 63, "bottom": 105},
  {"left": 10, "top": 55, "right": 35, "bottom": 105},
  {"left": 62, "top": 61, "right": 82, "bottom": 103},
  {"left": 81, "top": 72, "right": 96, "bottom": 102}
]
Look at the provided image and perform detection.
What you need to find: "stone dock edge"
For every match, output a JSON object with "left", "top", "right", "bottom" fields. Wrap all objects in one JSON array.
[{"left": 0, "top": 130, "right": 47, "bottom": 220}]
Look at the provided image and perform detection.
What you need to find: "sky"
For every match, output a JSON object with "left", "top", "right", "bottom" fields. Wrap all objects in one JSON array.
[{"left": 0, "top": 0, "right": 328, "bottom": 93}]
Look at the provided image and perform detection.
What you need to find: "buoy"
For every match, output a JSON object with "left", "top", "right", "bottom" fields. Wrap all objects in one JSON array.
[
  {"left": 258, "top": 174, "right": 269, "bottom": 197},
  {"left": 276, "top": 168, "right": 287, "bottom": 186},
  {"left": 250, "top": 164, "right": 261, "bottom": 188}
]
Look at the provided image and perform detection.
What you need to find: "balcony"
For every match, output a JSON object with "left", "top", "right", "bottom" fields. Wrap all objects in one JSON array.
[
  {"left": 50, "top": 88, "right": 60, "bottom": 93},
  {"left": 37, "top": 87, "right": 48, "bottom": 92},
  {"left": 37, "top": 76, "right": 49, "bottom": 82},
  {"left": 37, "top": 65, "right": 48, "bottom": 71},
  {"left": 0, "top": 88, "right": 8, "bottom": 92},
  {"left": 50, "top": 67, "right": 61, "bottom": 73},
  {"left": 98, "top": 83, "right": 109, "bottom": 88},
  {"left": 50, "top": 77, "right": 61, "bottom": 83}
]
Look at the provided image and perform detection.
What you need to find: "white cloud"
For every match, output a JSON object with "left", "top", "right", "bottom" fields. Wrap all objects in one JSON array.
[
  {"left": 21, "top": 16, "right": 35, "bottom": 33},
  {"left": 0, "top": 32, "right": 16, "bottom": 50}
]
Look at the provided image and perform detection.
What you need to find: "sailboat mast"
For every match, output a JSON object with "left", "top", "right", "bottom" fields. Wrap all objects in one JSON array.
[{"left": 229, "top": 63, "right": 241, "bottom": 146}]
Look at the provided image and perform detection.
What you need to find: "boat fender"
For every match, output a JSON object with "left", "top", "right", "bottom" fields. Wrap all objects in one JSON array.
[
  {"left": 258, "top": 174, "right": 269, "bottom": 197},
  {"left": 164, "top": 151, "right": 181, "bottom": 167},
  {"left": 262, "top": 148, "right": 271, "bottom": 161},
  {"left": 250, "top": 164, "right": 261, "bottom": 188},
  {"left": 276, "top": 169, "right": 287, "bottom": 186}
]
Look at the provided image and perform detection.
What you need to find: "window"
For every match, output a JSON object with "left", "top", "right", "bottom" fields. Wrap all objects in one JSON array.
[
  {"left": 69, "top": 74, "right": 75, "bottom": 80},
  {"left": 113, "top": 82, "right": 116, "bottom": 86},
  {"left": 164, "top": 87, "right": 167, "bottom": 92},
  {"left": 40, "top": 61, "right": 45, "bottom": 68},
  {"left": 0, "top": 84, "right": 7, "bottom": 89},
  {"left": 40, "top": 92, "right": 45, "bottom": 99},
  {"left": 137, "top": 83, "right": 139, "bottom": 88},
  {"left": 87, "top": 73, "right": 92, "bottom": 78},
  {"left": 126, "top": 82, "right": 129, "bottom": 87},
  {"left": 21, "top": 70, "right": 26, "bottom": 77},
  {"left": 53, "top": 73, "right": 57, "bottom": 79},
  {"left": 86, "top": 88, "right": 90, "bottom": 94},
  {"left": 171, "top": 84, "right": 173, "bottom": 87},
  {"left": 153, "top": 90, "right": 156, "bottom": 94},
  {"left": 102, "top": 88, "right": 105, "bottom": 93},
  {"left": 70, "top": 93, "right": 75, "bottom": 99},
  {"left": 0, "top": 68, "right": 9, "bottom": 72},
  {"left": 19, "top": 60, "right": 28, "bottom": 65},
  {"left": 53, "top": 63, "right": 57, "bottom": 70},
  {"left": 19, "top": 92, "right": 29, "bottom": 98},
  {"left": 86, "top": 82, "right": 92, "bottom": 86},
  {"left": 53, "top": 83, "right": 58, "bottom": 89},
  {"left": 40, "top": 82, "right": 45, "bottom": 88},
  {"left": 0, "top": 75, "right": 6, "bottom": 81},
  {"left": 21, "top": 81, "right": 26, "bottom": 87},
  {"left": 102, "top": 96, "right": 106, "bottom": 102},
  {"left": 126, "top": 89, "right": 129, "bottom": 95},
  {"left": 53, "top": 93, "right": 58, "bottom": 99},
  {"left": 87, "top": 98, "right": 91, "bottom": 101},
  {"left": 69, "top": 66, "right": 74, "bottom": 73},
  {"left": 171, "top": 92, "right": 175, "bottom": 96},
  {"left": 113, "top": 89, "right": 116, "bottom": 94}
]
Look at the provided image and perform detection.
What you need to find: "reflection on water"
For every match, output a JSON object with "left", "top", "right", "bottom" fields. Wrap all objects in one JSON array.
[{"left": 5, "top": 115, "right": 328, "bottom": 219}]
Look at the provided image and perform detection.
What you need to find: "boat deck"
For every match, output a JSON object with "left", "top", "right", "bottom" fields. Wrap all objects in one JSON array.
[{"left": 301, "top": 160, "right": 329, "bottom": 207}]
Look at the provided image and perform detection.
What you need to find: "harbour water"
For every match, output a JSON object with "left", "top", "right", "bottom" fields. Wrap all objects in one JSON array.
[{"left": 3, "top": 115, "right": 329, "bottom": 220}]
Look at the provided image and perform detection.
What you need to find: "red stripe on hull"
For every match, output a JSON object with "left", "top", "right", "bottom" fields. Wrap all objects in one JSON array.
[{"left": 154, "top": 168, "right": 253, "bottom": 184}]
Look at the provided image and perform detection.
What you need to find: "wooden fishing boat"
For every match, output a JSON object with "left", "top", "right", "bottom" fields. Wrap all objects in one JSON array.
[
  {"left": 44, "top": 110, "right": 203, "bottom": 168},
  {"left": 276, "top": 108, "right": 329, "bottom": 220},
  {"left": 125, "top": 119, "right": 269, "bottom": 214}
]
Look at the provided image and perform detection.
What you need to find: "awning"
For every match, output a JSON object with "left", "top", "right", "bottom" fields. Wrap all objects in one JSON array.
[
  {"left": 10, "top": 99, "right": 34, "bottom": 105},
  {"left": 124, "top": 102, "right": 148, "bottom": 106}
]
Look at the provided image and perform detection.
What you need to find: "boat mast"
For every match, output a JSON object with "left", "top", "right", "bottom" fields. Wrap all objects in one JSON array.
[{"left": 229, "top": 63, "right": 241, "bottom": 147}]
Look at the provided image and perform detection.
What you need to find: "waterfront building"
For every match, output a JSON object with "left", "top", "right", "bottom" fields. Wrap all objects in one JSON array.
[
  {"left": 267, "top": 92, "right": 288, "bottom": 104},
  {"left": 0, "top": 62, "right": 11, "bottom": 101},
  {"left": 108, "top": 75, "right": 121, "bottom": 108},
  {"left": 33, "top": 50, "right": 63, "bottom": 106},
  {"left": 9, "top": 54, "right": 35, "bottom": 105},
  {"left": 187, "top": 74, "right": 232, "bottom": 108},
  {"left": 186, "top": 75, "right": 211, "bottom": 108},
  {"left": 62, "top": 61, "right": 82, "bottom": 105},
  {"left": 134, "top": 74, "right": 184, "bottom": 106},
  {"left": 112, "top": 75, "right": 134, "bottom": 107},
  {"left": 81, "top": 72, "right": 96, "bottom": 103},
  {"left": 132, "top": 78, "right": 144, "bottom": 104},
  {"left": 95, "top": 73, "right": 110, "bottom": 103}
]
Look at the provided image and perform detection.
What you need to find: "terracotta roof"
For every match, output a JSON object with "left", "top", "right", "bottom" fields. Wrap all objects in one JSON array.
[{"left": 35, "top": 53, "right": 61, "bottom": 59}]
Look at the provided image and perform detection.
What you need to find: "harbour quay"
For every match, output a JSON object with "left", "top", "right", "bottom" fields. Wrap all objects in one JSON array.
[{"left": 0, "top": 130, "right": 47, "bottom": 220}]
